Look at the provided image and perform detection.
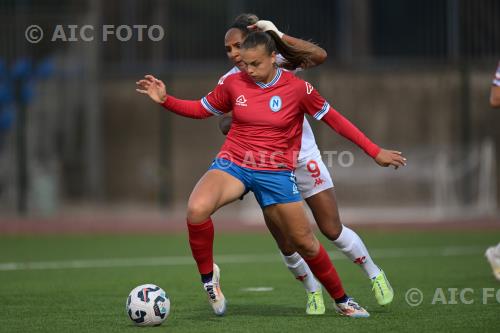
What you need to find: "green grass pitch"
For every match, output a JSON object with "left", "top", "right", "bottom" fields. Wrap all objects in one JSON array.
[{"left": 1, "top": 230, "right": 499, "bottom": 332}]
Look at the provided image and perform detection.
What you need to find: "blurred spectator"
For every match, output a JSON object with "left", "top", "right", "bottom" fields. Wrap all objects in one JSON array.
[{"left": 485, "top": 61, "right": 500, "bottom": 280}]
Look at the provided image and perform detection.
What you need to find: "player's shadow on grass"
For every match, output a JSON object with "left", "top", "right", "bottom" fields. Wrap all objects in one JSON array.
[{"left": 185, "top": 303, "right": 323, "bottom": 320}]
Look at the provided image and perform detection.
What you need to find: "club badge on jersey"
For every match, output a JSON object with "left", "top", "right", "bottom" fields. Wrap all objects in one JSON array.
[{"left": 269, "top": 95, "right": 282, "bottom": 112}]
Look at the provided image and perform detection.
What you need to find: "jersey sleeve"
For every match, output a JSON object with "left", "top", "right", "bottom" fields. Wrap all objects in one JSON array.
[
  {"left": 161, "top": 80, "right": 232, "bottom": 119},
  {"left": 300, "top": 82, "right": 331, "bottom": 120},
  {"left": 200, "top": 80, "right": 232, "bottom": 116},
  {"left": 162, "top": 96, "right": 213, "bottom": 119}
]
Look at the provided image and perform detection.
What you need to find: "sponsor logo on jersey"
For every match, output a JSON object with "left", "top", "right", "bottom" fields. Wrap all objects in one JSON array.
[
  {"left": 235, "top": 95, "right": 247, "bottom": 107},
  {"left": 305, "top": 82, "right": 314, "bottom": 94},
  {"left": 269, "top": 95, "right": 282, "bottom": 112}
]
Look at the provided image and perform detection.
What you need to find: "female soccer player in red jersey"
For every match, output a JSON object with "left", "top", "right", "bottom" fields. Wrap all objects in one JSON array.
[
  {"left": 219, "top": 14, "right": 402, "bottom": 310},
  {"left": 136, "top": 32, "right": 405, "bottom": 318}
]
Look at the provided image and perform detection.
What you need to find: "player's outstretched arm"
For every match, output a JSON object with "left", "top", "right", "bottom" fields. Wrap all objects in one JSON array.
[
  {"left": 136, "top": 75, "right": 214, "bottom": 119},
  {"left": 248, "top": 20, "right": 327, "bottom": 67},
  {"left": 302, "top": 83, "right": 406, "bottom": 169},
  {"left": 321, "top": 107, "right": 407, "bottom": 169}
]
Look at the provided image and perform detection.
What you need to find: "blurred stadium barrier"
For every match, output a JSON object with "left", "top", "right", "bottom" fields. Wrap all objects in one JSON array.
[
  {"left": 0, "top": 0, "right": 499, "bottom": 223},
  {"left": 332, "top": 140, "right": 497, "bottom": 222}
]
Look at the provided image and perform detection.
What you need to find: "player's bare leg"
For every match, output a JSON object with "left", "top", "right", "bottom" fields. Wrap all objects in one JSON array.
[
  {"left": 186, "top": 169, "right": 246, "bottom": 316},
  {"left": 263, "top": 213, "right": 325, "bottom": 314},
  {"left": 306, "top": 188, "right": 394, "bottom": 306},
  {"left": 264, "top": 201, "right": 369, "bottom": 317}
]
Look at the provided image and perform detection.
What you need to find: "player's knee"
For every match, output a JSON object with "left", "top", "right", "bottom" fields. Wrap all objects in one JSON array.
[
  {"left": 269, "top": 229, "right": 296, "bottom": 254},
  {"left": 318, "top": 213, "right": 343, "bottom": 241},
  {"left": 187, "top": 199, "right": 214, "bottom": 223},
  {"left": 325, "top": 223, "right": 343, "bottom": 241},
  {"left": 277, "top": 240, "right": 296, "bottom": 256},
  {"left": 291, "top": 235, "right": 317, "bottom": 258}
]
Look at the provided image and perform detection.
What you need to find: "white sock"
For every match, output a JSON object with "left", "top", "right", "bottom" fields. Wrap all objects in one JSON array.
[
  {"left": 332, "top": 225, "right": 381, "bottom": 279},
  {"left": 281, "top": 252, "right": 321, "bottom": 293},
  {"left": 494, "top": 243, "right": 500, "bottom": 256}
]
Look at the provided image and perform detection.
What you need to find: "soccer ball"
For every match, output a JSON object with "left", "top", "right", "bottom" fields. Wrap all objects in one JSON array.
[{"left": 126, "top": 284, "right": 170, "bottom": 326}]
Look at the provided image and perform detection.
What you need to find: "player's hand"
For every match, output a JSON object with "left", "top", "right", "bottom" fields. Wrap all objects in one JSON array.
[
  {"left": 136, "top": 75, "right": 167, "bottom": 104},
  {"left": 247, "top": 20, "right": 284, "bottom": 38},
  {"left": 374, "top": 149, "right": 407, "bottom": 169}
]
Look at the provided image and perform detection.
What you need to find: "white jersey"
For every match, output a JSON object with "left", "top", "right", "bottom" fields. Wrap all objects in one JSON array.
[{"left": 220, "top": 63, "right": 320, "bottom": 164}]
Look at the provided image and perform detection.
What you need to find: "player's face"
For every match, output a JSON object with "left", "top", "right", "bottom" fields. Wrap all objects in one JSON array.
[
  {"left": 240, "top": 45, "right": 277, "bottom": 83},
  {"left": 224, "top": 28, "right": 246, "bottom": 70}
]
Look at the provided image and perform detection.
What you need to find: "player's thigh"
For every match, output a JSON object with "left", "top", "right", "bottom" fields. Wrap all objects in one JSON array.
[
  {"left": 188, "top": 169, "right": 245, "bottom": 222},
  {"left": 305, "top": 188, "right": 343, "bottom": 240}
]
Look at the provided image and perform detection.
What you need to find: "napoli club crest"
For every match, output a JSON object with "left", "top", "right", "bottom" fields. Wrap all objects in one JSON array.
[{"left": 269, "top": 96, "right": 282, "bottom": 112}]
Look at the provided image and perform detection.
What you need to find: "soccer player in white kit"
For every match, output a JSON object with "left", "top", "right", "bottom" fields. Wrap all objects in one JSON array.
[
  {"left": 219, "top": 14, "right": 398, "bottom": 313},
  {"left": 485, "top": 61, "right": 500, "bottom": 281}
]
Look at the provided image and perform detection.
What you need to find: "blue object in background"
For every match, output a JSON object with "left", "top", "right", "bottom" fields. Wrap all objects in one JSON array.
[
  {"left": 0, "top": 58, "right": 7, "bottom": 80},
  {"left": 0, "top": 81, "right": 14, "bottom": 105},
  {"left": 35, "top": 58, "right": 55, "bottom": 80},
  {"left": 11, "top": 58, "right": 32, "bottom": 80},
  {"left": 0, "top": 104, "right": 15, "bottom": 131},
  {"left": 20, "top": 80, "right": 35, "bottom": 105}
]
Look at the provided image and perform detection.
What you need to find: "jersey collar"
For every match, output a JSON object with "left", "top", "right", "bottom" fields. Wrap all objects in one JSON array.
[{"left": 255, "top": 68, "right": 282, "bottom": 89}]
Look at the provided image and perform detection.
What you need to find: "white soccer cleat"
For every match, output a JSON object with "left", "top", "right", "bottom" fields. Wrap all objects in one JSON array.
[
  {"left": 334, "top": 297, "right": 370, "bottom": 318},
  {"left": 203, "top": 263, "right": 227, "bottom": 316},
  {"left": 485, "top": 244, "right": 500, "bottom": 281}
]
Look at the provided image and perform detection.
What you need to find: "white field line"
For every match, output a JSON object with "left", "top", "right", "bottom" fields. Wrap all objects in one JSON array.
[
  {"left": 241, "top": 287, "right": 274, "bottom": 292},
  {"left": 0, "top": 245, "right": 484, "bottom": 272}
]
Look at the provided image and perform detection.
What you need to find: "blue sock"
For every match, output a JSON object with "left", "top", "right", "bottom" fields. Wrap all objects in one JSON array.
[
  {"left": 201, "top": 272, "right": 213, "bottom": 283},
  {"left": 334, "top": 294, "right": 350, "bottom": 304}
]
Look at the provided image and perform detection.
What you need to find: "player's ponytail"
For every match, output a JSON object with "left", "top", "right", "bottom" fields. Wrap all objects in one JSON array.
[
  {"left": 267, "top": 31, "right": 315, "bottom": 69},
  {"left": 241, "top": 31, "right": 315, "bottom": 70}
]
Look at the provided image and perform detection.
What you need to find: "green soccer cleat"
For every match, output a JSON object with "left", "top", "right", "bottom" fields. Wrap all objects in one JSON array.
[
  {"left": 306, "top": 289, "right": 325, "bottom": 315},
  {"left": 371, "top": 270, "right": 394, "bottom": 306}
]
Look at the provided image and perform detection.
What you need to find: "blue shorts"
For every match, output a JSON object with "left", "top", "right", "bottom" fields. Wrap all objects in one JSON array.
[{"left": 208, "top": 158, "right": 302, "bottom": 208}]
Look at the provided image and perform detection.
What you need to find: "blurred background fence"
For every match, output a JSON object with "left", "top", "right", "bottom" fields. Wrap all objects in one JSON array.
[{"left": 0, "top": 0, "right": 499, "bottom": 222}]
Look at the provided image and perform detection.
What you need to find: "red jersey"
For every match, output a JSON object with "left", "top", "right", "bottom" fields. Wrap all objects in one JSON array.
[
  {"left": 162, "top": 68, "right": 380, "bottom": 171},
  {"left": 202, "top": 68, "right": 328, "bottom": 170}
]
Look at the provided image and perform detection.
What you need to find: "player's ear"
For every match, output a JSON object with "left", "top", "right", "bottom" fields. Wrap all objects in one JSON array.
[{"left": 270, "top": 51, "right": 277, "bottom": 67}]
